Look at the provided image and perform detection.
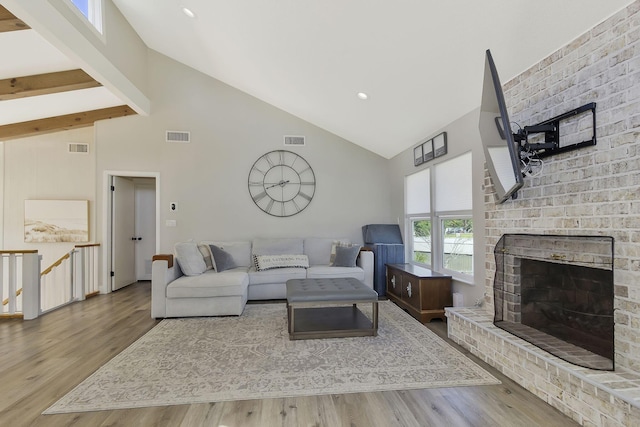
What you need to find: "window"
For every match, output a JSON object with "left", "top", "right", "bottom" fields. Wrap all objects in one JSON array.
[
  {"left": 69, "top": 0, "right": 103, "bottom": 33},
  {"left": 406, "top": 152, "right": 474, "bottom": 280},
  {"left": 411, "top": 218, "right": 431, "bottom": 265},
  {"left": 441, "top": 217, "right": 473, "bottom": 276},
  {"left": 405, "top": 168, "right": 431, "bottom": 267},
  {"left": 434, "top": 152, "right": 473, "bottom": 279}
]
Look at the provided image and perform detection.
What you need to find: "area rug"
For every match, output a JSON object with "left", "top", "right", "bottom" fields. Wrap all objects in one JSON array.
[{"left": 44, "top": 301, "right": 499, "bottom": 414}]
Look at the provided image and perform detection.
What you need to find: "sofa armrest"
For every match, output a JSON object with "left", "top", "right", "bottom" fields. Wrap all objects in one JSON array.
[
  {"left": 151, "top": 254, "right": 183, "bottom": 318},
  {"left": 357, "top": 249, "right": 374, "bottom": 290}
]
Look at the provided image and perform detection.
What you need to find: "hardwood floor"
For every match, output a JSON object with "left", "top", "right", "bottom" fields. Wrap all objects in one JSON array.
[{"left": 0, "top": 282, "right": 578, "bottom": 427}]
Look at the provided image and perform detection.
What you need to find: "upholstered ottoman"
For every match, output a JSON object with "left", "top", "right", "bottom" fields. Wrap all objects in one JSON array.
[{"left": 286, "top": 277, "right": 378, "bottom": 340}]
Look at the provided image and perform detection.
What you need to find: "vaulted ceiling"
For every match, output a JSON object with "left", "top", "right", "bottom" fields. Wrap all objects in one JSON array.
[{"left": 1, "top": 1, "right": 636, "bottom": 158}]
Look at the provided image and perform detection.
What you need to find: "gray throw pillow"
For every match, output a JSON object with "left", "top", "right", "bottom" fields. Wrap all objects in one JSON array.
[
  {"left": 209, "top": 245, "right": 237, "bottom": 272},
  {"left": 332, "top": 245, "right": 361, "bottom": 267}
]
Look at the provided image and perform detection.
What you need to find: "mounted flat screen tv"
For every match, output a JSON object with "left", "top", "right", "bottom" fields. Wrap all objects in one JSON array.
[{"left": 478, "top": 49, "right": 523, "bottom": 203}]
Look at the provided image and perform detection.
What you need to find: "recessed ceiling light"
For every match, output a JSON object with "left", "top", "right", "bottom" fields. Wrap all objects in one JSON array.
[
  {"left": 182, "top": 7, "right": 196, "bottom": 18},
  {"left": 357, "top": 92, "right": 368, "bottom": 100}
]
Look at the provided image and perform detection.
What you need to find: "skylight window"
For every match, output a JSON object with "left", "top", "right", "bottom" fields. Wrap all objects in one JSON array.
[{"left": 69, "top": 0, "right": 103, "bottom": 34}]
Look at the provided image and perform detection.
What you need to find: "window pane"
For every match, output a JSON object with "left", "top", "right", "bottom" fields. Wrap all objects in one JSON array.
[
  {"left": 411, "top": 219, "right": 431, "bottom": 265},
  {"left": 406, "top": 168, "right": 430, "bottom": 214},
  {"left": 71, "top": 0, "right": 89, "bottom": 18},
  {"left": 442, "top": 218, "right": 473, "bottom": 275},
  {"left": 435, "top": 152, "right": 472, "bottom": 211}
]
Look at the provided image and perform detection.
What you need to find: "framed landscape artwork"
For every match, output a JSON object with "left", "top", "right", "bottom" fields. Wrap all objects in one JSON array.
[{"left": 24, "top": 200, "right": 89, "bottom": 243}]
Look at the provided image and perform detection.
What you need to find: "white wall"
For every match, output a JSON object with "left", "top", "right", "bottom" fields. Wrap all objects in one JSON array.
[
  {"left": 1, "top": 127, "right": 96, "bottom": 269},
  {"left": 95, "top": 51, "right": 393, "bottom": 253},
  {"left": 387, "top": 108, "right": 488, "bottom": 306}
]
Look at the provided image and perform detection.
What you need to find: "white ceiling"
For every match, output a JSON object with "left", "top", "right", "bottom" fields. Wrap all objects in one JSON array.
[{"left": 3, "top": 1, "right": 635, "bottom": 158}]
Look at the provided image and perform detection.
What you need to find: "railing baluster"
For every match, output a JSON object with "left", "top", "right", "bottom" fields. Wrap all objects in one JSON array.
[
  {"left": 8, "top": 254, "right": 16, "bottom": 314},
  {"left": 0, "top": 255, "right": 4, "bottom": 314}
]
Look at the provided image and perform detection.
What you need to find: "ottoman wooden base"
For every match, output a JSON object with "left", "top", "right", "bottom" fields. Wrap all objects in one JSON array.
[{"left": 286, "top": 278, "right": 378, "bottom": 340}]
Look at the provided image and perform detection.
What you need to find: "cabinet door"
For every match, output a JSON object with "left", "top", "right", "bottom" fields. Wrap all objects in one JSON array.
[
  {"left": 387, "top": 269, "right": 403, "bottom": 298},
  {"left": 403, "top": 275, "right": 422, "bottom": 310}
]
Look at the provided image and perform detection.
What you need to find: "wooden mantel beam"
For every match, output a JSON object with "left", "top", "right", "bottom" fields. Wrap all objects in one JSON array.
[
  {"left": 0, "top": 105, "right": 137, "bottom": 140},
  {"left": 0, "top": 5, "right": 29, "bottom": 32},
  {"left": 0, "top": 69, "right": 101, "bottom": 100}
]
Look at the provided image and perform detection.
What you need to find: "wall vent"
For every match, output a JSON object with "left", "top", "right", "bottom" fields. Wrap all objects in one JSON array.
[
  {"left": 68, "top": 143, "right": 89, "bottom": 153},
  {"left": 284, "top": 135, "right": 305, "bottom": 146},
  {"left": 166, "top": 131, "right": 191, "bottom": 143}
]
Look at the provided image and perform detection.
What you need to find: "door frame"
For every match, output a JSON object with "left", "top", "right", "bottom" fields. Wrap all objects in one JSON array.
[{"left": 102, "top": 170, "right": 160, "bottom": 294}]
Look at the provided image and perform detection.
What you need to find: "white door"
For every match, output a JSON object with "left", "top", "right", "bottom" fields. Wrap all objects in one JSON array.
[
  {"left": 111, "top": 176, "right": 136, "bottom": 290},
  {"left": 135, "top": 182, "right": 156, "bottom": 281}
]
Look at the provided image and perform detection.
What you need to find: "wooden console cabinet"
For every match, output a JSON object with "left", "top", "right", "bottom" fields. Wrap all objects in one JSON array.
[{"left": 386, "top": 263, "right": 452, "bottom": 322}]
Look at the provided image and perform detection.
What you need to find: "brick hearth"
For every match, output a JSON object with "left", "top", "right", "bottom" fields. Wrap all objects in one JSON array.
[{"left": 446, "top": 308, "right": 640, "bottom": 426}]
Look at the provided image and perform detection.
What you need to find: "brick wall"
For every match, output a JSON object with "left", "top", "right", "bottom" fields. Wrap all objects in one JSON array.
[{"left": 484, "top": 1, "right": 640, "bottom": 372}]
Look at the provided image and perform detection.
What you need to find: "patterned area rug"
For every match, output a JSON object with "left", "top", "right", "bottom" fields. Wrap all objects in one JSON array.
[{"left": 44, "top": 301, "right": 499, "bottom": 414}]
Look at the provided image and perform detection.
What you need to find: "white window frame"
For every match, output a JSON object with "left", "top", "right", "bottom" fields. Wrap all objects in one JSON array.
[
  {"left": 405, "top": 150, "right": 474, "bottom": 283},
  {"left": 66, "top": 0, "right": 104, "bottom": 36}
]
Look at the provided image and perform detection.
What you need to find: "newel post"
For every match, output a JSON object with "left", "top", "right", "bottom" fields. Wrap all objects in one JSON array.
[{"left": 22, "top": 252, "right": 41, "bottom": 320}]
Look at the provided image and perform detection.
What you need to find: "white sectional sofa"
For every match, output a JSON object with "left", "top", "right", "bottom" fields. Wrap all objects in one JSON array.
[{"left": 151, "top": 237, "right": 374, "bottom": 318}]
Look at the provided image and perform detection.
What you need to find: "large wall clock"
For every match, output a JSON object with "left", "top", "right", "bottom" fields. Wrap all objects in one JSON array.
[{"left": 248, "top": 150, "right": 316, "bottom": 217}]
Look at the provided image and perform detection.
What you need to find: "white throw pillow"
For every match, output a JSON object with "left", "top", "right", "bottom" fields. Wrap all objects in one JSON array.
[
  {"left": 254, "top": 254, "right": 309, "bottom": 271},
  {"left": 175, "top": 242, "right": 207, "bottom": 276}
]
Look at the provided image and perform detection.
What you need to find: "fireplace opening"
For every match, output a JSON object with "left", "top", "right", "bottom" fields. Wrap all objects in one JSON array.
[{"left": 493, "top": 234, "right": 614, "bottom": 371}]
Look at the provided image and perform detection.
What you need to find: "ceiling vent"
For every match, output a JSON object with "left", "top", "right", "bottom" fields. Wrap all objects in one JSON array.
[
  {"left": 68, "top": 143, "right": 89, "bottom": 153},
  {"left": 166, "top": 131, "right": 191, "bottom": 143},
  {"left": 284, "top": 135, "right": 305, "bottom": 146}
]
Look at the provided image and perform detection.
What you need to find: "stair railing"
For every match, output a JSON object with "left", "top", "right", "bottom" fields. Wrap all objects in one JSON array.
[{"left": 1, "top": 244, "right": 100, "bottom": 319}]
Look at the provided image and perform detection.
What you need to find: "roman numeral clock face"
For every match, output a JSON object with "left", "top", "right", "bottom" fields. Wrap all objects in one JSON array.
[{"left": 248, "top": 150, "right": 316, "bottom": 217}]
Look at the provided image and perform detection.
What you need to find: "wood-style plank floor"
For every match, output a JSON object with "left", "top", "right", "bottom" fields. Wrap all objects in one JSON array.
[{"left": 0, "top": 282, "right": 578, "bottom": 427}]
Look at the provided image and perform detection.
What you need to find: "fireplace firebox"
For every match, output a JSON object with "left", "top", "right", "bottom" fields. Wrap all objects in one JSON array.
[{"left": 493, "top": 234, "right": 614, "bottom": 370}]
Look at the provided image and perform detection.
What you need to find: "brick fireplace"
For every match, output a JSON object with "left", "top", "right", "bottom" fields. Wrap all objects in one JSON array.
[
  {"left": 493, "top": 234, "right": 614, "bottom": 370},
  {"left": 446, "top": 3, "right": 640, "bottom": 425}
]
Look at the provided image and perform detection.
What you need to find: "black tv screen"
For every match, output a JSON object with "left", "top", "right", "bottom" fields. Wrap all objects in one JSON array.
[{"left": 478, "top": 49, "right": 523, "bottom": 203}]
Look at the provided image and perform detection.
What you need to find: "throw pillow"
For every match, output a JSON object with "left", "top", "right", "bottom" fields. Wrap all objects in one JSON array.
[
  {"left": 197, "top": 243, "right": 214, "bottom": 271},
  {"left": 329, "top": 240, "right": 351, "bottom": 264},
  {"left": 332, "top": 245, "right": 361, "bottom": 267},
  {"left": 209, "top": 245, "right": 237, "bottom": 272},
  {"left": 174, "top": 242, "right": 207, "bottom": 276},
  {"left": 254, "top": 254, "right": 309, "bottom": 271}
]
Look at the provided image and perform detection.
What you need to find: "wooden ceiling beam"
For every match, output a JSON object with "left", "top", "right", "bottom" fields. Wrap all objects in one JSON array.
[
  {"left": 0, "top": 69, "right": 101, "bottom": 100},
  {"left": 0, "top": 5, "right": 29, "bottom": 32},
  {"left": 0, "top": 105, "right": 137, "bottom": 140}
]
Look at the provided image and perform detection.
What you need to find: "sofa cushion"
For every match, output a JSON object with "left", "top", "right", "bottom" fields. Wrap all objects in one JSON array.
[
  {"left": 254, "top": 254, "right": 309, "bottom": 271},
  {"left": 304, "top": 237, "right": 349, "bottom": 265},
  {"left": 166, "top": 268, "right": 249, "bottom": 298},
  {"left": 200, "top": 241, "right": 252, "bottom": 268},
  {"left": 248, "top": 267, "right": 307, "bottom": 285},
  {"left": 174, "top": 242, "right": 206, "bottom": 276},
  {"left": 252, "top": 238, "right": 304, "bottom": 256},
  {"left": 332, "top": 244, "right": 362, "bottom": 267},
  {"left": 306, "top": 265, "right": 365, "bottom": 281},
  {"left": 210, "top": 245, "right": 237, "bottom": 272}
]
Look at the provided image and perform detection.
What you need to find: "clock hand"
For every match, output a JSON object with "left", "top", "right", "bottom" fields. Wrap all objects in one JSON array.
[{"left": 265, "top": 180, "right": 290, "bottom": 189}]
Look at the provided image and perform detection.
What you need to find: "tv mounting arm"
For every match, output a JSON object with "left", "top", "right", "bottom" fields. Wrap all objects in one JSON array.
[{"left": 513, "top": 102, "right": 596, "bottom": 159}]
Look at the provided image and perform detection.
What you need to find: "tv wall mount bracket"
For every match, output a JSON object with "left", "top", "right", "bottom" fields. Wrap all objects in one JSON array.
[{"left": 513, "top": 102, "right": 596, "bottom": 159}]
